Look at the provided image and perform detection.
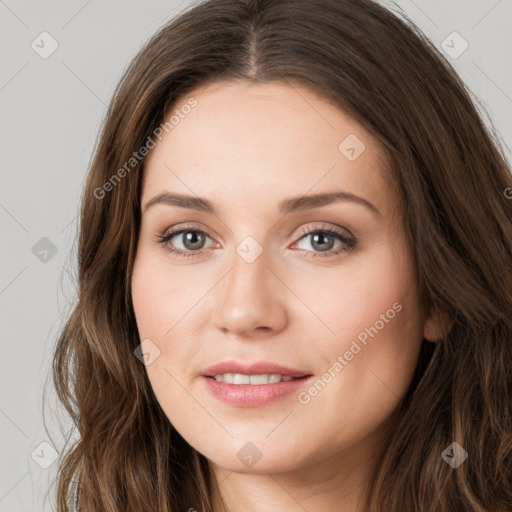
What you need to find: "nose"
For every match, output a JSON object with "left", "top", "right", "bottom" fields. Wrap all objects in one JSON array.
[{"left": 212, "top": 246, "right": 288, "bottom": 338}]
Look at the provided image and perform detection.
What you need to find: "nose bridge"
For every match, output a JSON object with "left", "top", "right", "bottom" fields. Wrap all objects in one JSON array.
[
  {"left": 212, "top": 234, "right": 287, "bottom": 335},
  {"left": 224, "top": 225, "right": 272, "bottom": 286},
  {"left": 224, "top": 237, "right": 272, "bottom": 304}
]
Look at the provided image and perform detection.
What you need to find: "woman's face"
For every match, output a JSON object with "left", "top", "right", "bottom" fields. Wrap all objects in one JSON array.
[{"left": 131, "top": 79, "right": 430, "bottom": 474}]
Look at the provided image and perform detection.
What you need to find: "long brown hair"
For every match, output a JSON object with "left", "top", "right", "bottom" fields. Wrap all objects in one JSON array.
[{"left": 48, "top": 0, "right": 512, "bottom": 510}]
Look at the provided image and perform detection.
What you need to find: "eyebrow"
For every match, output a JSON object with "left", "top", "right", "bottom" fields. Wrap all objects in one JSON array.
[{"left": 143, "top": 190, "right": 381, "bottom": 217}]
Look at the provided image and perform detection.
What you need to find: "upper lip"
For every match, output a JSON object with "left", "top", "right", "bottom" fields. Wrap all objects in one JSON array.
[{"left": 201, "top": 361, "right": 311, "bottom": 378}]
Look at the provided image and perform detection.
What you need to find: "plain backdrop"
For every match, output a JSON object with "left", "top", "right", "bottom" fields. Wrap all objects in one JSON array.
[{"left": 1, "top": 0, "right": 511, "bottom": 510}]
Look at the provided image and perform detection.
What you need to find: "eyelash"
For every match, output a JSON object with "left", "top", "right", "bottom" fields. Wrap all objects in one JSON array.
[{"left": 153, "top": 223, "right": 357, "bottom": 259}]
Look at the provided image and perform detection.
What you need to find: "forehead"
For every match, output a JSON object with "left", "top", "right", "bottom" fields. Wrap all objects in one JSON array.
[{"left": 141, "top": 80, "right": 392, "bottom": 216}]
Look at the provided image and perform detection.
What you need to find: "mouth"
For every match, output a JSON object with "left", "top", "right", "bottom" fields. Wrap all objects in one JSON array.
[
  {"left": 200, "top": 361, "right": 313, "bottom": 406},
  {"left": 205, "top": 373, "right": 310, "bottom": 385},
  {"left": 201, "top": 372, "right": 314, "bottom": 408}
]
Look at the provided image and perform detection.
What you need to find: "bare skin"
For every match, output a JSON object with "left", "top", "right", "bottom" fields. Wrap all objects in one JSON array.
[{"left": 131, "top": 79, "right": 447, "bottom": 511}]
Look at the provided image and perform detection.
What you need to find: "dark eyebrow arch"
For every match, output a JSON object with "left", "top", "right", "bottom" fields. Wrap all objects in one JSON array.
[{"left": 143, "top": 190, "right": 381, "bottom": 218}]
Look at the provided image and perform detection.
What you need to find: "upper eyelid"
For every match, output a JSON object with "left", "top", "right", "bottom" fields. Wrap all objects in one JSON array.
[
  {"left": 162, "top": 222, "right": 349, "bottom": 236},
  {"left": 162, "top": 223, "right": 216, "bottom": 241},
  {"left": 295, "top": 222, "right": 353, "bottom": 238}
]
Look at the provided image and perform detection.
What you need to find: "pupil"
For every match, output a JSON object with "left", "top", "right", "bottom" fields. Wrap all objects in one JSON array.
[
  {"left": 184, "top": 231, "right": 204, "bottom": 250},
  {"left": 312, "top": 233, "right": 333, "bottom": 251}
]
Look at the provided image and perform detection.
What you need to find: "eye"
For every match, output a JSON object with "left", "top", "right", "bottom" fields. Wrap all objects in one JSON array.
[
  {"left": 154, "top": 225, "right": 214, "bottom": 258},
  {"left": 291, "top": 224, "right": 357, "bottom": 258}
]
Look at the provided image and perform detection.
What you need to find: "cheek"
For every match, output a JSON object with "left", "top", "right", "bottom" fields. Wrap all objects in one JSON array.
[
  {"left": 130, "top": 249, "right": 212, "bottom": 392},
  {"left": 292, "top": 238, "right": 421, "bottom": 346},
  {"left": 317, "top": 243, "right": 423, "bottom": 406},
  {"left": 131, "top": 253, "right": 200, "bottom": 422},
  {"left": 131, "top": 248, "right": 205, "bottom": 338}
]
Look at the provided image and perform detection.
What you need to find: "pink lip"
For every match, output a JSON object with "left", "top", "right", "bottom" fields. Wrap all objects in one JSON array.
[
  {"left": 200, "top": 360, "right": 313, "bottom": 408},
  {"left": 201, "top": 360, "right": 310, "bottom": 378},
  {"left": 202, "top": 375, "right": 313, "bottom": 408}
]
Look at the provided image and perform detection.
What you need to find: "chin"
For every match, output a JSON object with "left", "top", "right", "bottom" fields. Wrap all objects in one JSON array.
[{"left": 202, "top": 440, "right": 313, "bottom": 475}]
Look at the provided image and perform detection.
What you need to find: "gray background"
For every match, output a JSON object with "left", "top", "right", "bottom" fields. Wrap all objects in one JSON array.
[{"left": 1, "top": 1, "right": 511, "bottom": 510}]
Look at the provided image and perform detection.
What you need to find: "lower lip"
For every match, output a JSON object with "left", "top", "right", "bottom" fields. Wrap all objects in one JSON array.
[{"left": 201, "top": 375, "right": 313, "bottom": 408}]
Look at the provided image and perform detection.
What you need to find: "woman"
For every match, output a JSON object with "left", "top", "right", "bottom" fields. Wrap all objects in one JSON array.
[{"left": 50, "top": 0, "right": 512, "bottom": 510}]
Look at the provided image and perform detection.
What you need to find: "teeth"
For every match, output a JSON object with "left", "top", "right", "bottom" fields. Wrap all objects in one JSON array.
[
  {"left": 234, "top": 373, "right": 250, "bottom": 384},
  {"left": 213, "top": 373, "right": 296, "bottom": 384}
]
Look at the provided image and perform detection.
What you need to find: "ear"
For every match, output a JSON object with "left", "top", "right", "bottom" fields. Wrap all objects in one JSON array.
[{"left": 423, "top": 310, "right": 453, "bottom": 342}]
